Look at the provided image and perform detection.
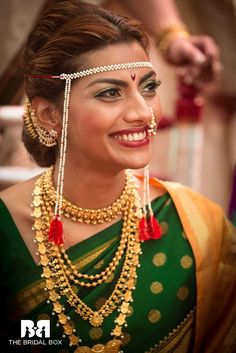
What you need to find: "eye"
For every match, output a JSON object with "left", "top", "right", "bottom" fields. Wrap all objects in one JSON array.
[
  {"left": 95, "top": 87, "right": 121, "bottom": 98},
  {"left": 142, "top": 79, "right": 161, "bottom": 94}
]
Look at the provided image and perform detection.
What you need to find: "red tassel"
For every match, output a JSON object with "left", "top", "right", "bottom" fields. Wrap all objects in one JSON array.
[
  {"left": 148, "top": 216, "right": 162, "bottom": 239},
  {"left": 48, "top": 216, "right": 64, "bottom": 245},
  {"left": 139, "top": 215, "right": 162, "bottom": 241},
  {"left": 139, "top": 216, "right": 151, "bottom": 241}
]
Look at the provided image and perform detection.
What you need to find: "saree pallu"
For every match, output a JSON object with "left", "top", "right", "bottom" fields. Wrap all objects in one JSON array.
[
  {"left": 228, "top": 165, "right": 236, "bottom": 226},
  {"left": 153, "top": 179, "right": 236, "bottom": 353},
  {"left": 0, "top": 192, "right": 196, "bottom": 353}
]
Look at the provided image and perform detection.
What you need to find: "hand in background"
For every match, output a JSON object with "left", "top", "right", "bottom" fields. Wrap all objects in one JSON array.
[{"left": 164, "top": 34, "right": 222, "bottom": 86}]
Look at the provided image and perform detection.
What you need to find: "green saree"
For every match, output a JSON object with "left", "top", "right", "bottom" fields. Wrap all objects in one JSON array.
[{"left": 0, "top": 193, "right": 196, "bottom": 353}]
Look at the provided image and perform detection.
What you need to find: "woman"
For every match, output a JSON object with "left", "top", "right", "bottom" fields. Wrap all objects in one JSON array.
[{"left": 0, "top": 1, "right": 235, "bottom": 353}]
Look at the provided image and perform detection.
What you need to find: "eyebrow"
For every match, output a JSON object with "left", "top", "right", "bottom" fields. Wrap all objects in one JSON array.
[
  {"left": 139, "top": 70, "right": 156, "bottom": 85},
  {"left": 86, "top": 70, "right": 156, "bottom": 88}
]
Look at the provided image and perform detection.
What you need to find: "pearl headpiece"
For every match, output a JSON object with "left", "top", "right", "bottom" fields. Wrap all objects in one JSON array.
[{"left": 25, "top": 61, "right": 153, "bottom": 80}]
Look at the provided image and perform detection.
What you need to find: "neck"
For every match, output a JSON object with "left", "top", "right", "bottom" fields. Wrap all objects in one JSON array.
[{"left": 54, "top": 161, "right": 127, "bottom": 209}]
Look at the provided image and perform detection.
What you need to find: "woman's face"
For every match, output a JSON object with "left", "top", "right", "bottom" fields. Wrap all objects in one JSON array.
[{"left": 65, "top": 41, "right": 161, "bottom": 173}]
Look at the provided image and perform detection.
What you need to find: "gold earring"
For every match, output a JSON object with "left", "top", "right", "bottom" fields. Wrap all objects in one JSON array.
[
  {"left": 148, "top": 107, "right": 157, "bottom": 136},
  {"left": 23, "top": 97, "right": 58, "bottom": 147}
]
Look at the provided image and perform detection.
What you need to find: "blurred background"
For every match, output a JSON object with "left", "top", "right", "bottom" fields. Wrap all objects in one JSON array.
[{"left": 0, "top": 0, "right": 235, "bottom": 221}]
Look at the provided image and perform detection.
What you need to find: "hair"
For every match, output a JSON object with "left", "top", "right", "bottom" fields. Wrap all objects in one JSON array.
[{"left": 21, "top": 0, "right": 149, "bottom": 167}]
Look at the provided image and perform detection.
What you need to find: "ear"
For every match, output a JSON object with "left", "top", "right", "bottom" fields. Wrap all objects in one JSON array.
[{"left": 31, "top": 97, "right": 61, "bottom": 132}]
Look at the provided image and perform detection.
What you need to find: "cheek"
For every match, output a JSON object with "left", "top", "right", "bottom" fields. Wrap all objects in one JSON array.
[
  {"left": 153, "top": 97, "right": 162, "bottom": 122},
  {"left": 68, "top": 109, "right": 111, "bottom": 144}
]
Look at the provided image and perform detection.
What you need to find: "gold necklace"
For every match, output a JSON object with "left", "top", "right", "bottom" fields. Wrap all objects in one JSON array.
[
  {"left": 39, "top": 169, "right": 136, "bottom": 287},
  {"left": 41, "top": 167, "right": 132, "bottom": 224},
  {"left": 32, "top": 169, "right": 142, "bottom": 353}
]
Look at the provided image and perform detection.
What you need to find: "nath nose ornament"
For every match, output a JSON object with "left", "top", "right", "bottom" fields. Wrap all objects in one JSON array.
[{"left": 148, "top": 107, "right": 157, "bottom": 136}]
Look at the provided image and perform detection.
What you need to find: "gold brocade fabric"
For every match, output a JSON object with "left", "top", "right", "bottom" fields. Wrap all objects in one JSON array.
[{"left": 145, "top": 309, "right": 195, "bottom": 353}]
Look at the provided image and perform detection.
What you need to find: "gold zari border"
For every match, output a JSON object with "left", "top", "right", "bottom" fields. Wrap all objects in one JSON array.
[{"left": 145, "top": 308, "right": 195, "bottom": 353}]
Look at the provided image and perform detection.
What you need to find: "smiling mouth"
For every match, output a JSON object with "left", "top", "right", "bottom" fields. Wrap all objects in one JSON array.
[
  {"left": 114, "top": 130, "right": 147, "bottom": 142},
  {"left": 108, "top": 126, "right": 150, "bottom": 149},
  {"left": 109, "top": 126, "right": 148, "bottom": 142}
]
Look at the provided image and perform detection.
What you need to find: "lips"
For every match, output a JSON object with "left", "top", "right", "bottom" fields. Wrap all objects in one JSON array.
[{"left": 109, "top": 126, "right": 149, "bottom": 147}]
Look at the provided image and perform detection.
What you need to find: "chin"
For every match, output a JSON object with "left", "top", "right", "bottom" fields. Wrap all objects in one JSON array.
[
  {"left": 108, "top": 148, "right": 151, "bottom": 172},
  {"left": 122, "top": 158, "right": 150, "bottom": 171}
]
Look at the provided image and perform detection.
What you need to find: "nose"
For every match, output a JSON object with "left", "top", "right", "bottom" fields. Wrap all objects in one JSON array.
[{"left": 123, "top": 95, "right": 151, "bottom": 126}]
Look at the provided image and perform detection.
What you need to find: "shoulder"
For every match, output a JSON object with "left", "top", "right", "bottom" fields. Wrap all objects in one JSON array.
[
  {"left": 151, "top": 178, "right": 223, "bottom": 215},
  {"left": 152, "top": 179, "right": 234, "bottom": 243},
  {"left": 156, "top": 181, "right": 236, "bottom": 269},
  {"left": 0, "top": 175, "right": 40, "bottom": 228},
  {"left": 0, "top": 175, "right": 39, "bottom": 206}
]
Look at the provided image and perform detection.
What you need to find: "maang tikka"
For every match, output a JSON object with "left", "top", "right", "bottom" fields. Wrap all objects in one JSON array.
[{"left": 25, "top": 61, "right": 163, "bottom": 245}]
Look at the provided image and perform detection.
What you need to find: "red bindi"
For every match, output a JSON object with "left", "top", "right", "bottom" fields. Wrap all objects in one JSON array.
[{"left": 130, "top": 73, "right": 136, "bottom": 81}]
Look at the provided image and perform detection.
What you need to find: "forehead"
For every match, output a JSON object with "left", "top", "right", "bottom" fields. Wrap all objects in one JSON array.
[
  {"left": 71, "top": 41, "right": 151, "bottom": 87},
  {"left": 86, "top": 41, "right": 149, "bottom": 67}
]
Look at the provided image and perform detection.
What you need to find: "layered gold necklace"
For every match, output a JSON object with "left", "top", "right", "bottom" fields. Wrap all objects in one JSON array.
[
  {"left": 32, "top": 168, "right": 142, "bottom": 353},
  {"left": 41, "top": 167, "right": 132, "bottom": 224}
]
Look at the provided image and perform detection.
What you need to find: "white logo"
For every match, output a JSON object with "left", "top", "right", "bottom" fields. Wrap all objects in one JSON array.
[{"left": 21, "top": 320, "right": 50, "bottom": 338}]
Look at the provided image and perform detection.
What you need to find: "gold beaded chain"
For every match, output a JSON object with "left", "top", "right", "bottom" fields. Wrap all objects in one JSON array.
[
  {"left": 32, "top": 169, "right": 142, "bottom": 353},
  {"left": 41, "top": 167, "right": 132, "bottom": 224},
  {"left": 39, "top": 168, "right": 137, "bottom": 287}
]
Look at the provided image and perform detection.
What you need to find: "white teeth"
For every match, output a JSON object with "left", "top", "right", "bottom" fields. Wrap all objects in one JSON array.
[
  {"left": 113, "top": 131, "right": 147, "bottom": 142},
  {"left": 128, "top": 134, "right": 133, "bottom": 141}
]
